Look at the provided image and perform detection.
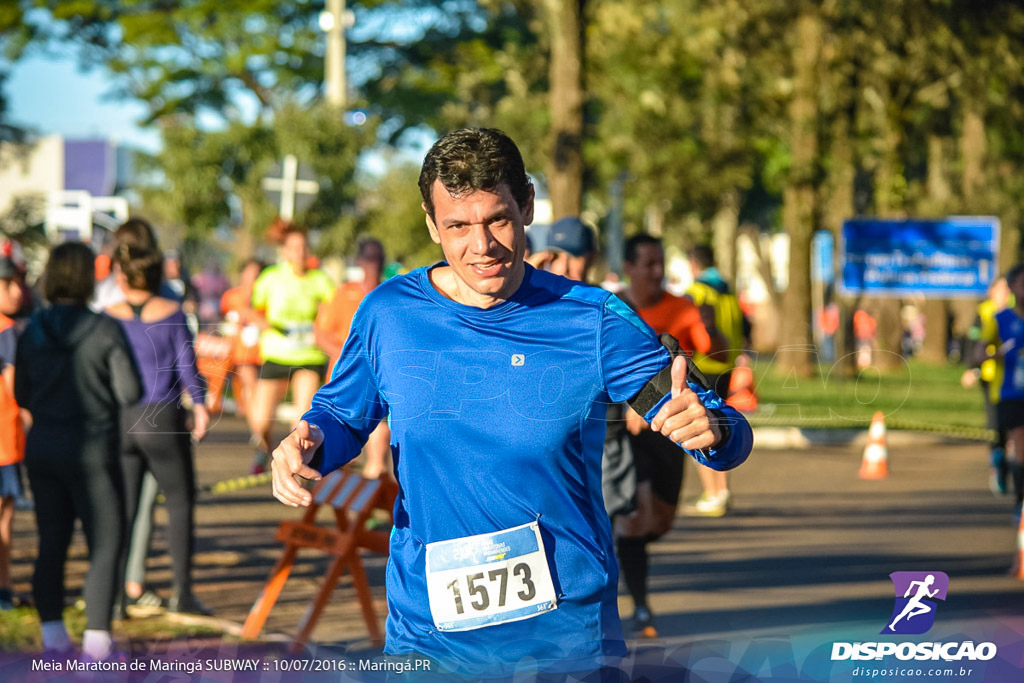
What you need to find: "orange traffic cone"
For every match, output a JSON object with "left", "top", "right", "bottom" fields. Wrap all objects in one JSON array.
[
  {"left": 726, "top": 355, "right": 758, "bottom": 412},
  {"left": 1013, "top": 507, "right": 1024, "bottom": 579},
  {"left": 859, "top": 411, "right": 889, "bottom": 479}
]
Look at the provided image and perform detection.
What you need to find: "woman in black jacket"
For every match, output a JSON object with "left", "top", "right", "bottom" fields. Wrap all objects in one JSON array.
[{"left": 14, "top": 242, "right": 142, "bottom": 660}]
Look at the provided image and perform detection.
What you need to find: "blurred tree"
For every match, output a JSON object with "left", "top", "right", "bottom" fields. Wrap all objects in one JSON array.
[
  {"left": 13, "top": 1, "right": 393, "bottom": 261},
  {"left": 353, "top": 160, "right": 439, "bottom": 268},
  {"left": 138, "top": 104, "right": 376, "bottom": 261},
  {"left": 586, "top": 1, "right": 775, "bottom": 247},
  {"left": 544, "top": 0, "right": 584, "bottom": 219},
  {"left": 9, "top": 0, "right": 1024, "bottom": 366},
  {"left": 769, "top": 2, "right": 821, "bottom": 378},
  {"left": 22, "top": 0, "right": 325, "bottom": 125},
  {"left": 359, "top": 1, "right": 550, "bottom": 175},
  {"left": 0, "top": 72, "right": 27, "bottom": 146}
]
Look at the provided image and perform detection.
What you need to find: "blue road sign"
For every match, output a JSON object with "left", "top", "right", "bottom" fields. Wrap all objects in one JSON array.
[
  {"left": 840, "top": 217, "right": 999, "bottom": 298},
  {"left": 812, "top": 230, "right": 834, "bottom": 285}
]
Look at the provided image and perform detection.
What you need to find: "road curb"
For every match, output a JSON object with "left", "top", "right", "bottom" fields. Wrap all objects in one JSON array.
[{"left": 751, "top": 427, "right": 976, "bottom": 450}]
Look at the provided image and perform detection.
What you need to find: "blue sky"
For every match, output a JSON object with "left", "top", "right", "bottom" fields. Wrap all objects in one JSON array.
[
  {"left": 7, "top": 54, "right": 162, "bottom": 152},
  {"left": 4, "top": 51, "right": 437, "bottom": 176}
]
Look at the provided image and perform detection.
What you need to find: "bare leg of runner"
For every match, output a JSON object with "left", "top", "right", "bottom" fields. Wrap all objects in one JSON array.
[
  {"left": 1008, "top": 427, "right": 1024, "bottom": 510},
  {"left": 690, "top": 465, "right": 731, "bottom": 517},
  {"left": 233, "top": 364, "right": 259, "bottom": 419},
  {"left": 249, "top": 378, "right": 288, "bottom": 473},
  {"left": 0, "top": 495, "right": 14, "bottom": 605},
  {"left": 288, "top": 369, "right": 322, "bottom": 429}
]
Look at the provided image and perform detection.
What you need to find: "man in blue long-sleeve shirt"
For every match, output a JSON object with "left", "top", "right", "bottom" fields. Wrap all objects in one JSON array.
[{"left": 270, "top": 128, "right": 753, "bottom": 677}]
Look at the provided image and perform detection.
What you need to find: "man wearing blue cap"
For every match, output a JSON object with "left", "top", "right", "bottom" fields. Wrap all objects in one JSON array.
[{"left": 528, "top": 216, "right": 596, "bottom": 282}]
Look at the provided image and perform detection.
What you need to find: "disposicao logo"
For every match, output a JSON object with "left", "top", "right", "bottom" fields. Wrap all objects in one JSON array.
[
  {"left": 831, "top": 571, "right": 998, "bottom": 663},
  {"left": 881, "top": 571, "right": 949, "bottom": 635}
]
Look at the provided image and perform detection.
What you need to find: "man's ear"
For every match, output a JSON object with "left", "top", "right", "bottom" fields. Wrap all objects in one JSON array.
[
  {"left": 522, "top": 185, "right": 535, "bottom": 226},
  {"left": 423, "top": 203, "right": 441, "bottom": 245}
]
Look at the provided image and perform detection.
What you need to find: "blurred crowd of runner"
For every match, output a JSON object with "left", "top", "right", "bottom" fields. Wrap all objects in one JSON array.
[
  {"left": 0, "top": 208, "right": 761, "bottom": 661},
  {"left": 4, "top": 197, "right": 1021, "bottom": 668}
]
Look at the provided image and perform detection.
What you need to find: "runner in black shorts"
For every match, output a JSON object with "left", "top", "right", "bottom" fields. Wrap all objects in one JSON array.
[
  {"left": 247, "top": 227, "right": 334, "bottom": 474},
  {"left": 258, "top": 361, "right": 328, "bottom": 382},
  {"left": 977, "top": 263, "right": 1024, "bottom": 518}
]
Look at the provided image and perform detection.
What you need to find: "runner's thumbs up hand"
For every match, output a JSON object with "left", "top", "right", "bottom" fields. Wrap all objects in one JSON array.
[
  {"left": 649, "top": 355, "right": 722, "bottom": 451},
  {"left": 271, "top": 419, "right": 324, "bottom": 507}
]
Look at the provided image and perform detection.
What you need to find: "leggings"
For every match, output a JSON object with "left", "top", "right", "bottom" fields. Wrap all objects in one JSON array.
[
  {"left": 120, "top": 403, "right": 196, "bottom": 597},
  {"left": 125, "top": 471, "right": 159, "bottom": 586},
  {"left": 26, "top": 427, "right": 125, "bottom": 630}
]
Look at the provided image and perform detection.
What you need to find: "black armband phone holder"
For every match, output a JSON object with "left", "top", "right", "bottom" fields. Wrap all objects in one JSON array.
[
  {"left": 627, "top": 333, "right": 712, "bottom": 416},
  {"left": 626, "top": 333, "right": 730, "bottom": 450}
]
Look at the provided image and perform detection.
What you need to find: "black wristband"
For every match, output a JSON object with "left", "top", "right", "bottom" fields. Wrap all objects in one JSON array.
[
  {"left": 627, "top": 333, "right": 713, "bottom": 416},
  {"left": 708, "top": 408, "right": 732, "bottom": 448}
]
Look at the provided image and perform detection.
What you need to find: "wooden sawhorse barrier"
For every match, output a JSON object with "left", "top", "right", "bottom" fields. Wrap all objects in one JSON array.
[{"left": 241, "top": 469, "right": 397, "bottom": 650}]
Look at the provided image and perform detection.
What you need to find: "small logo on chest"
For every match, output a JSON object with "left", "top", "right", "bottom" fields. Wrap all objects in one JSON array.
[{"left": 511, "top": 354, "right": 525, "bottom": 366}]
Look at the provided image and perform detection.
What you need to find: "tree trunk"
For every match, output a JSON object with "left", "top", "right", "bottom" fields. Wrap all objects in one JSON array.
[
  {"left": 777, "top": 6, "right": 821, "bottom": 378},
  {"left": 867, "top": 88, "right": 906, "bottom": 371},
  {"left": 920, "top": 134, "right": 951, "bottom": 364},
  {"left": 824, "top": 107, "right": 856, "bottom": 375},
  {"left": 961, "top": 108, "right": 986, "bottom": 210},
  {"left": 545, "top": 0, "right": 584, "bottom": 220},
  {"left": 712, "top": 190, "right": 739, "bottom": 285}
]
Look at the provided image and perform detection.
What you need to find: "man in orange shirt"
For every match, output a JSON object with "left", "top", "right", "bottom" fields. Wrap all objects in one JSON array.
[
  {"left": 617, "top": 233, "right": 723, "bottom": 636},
  {"left": 314, "top": 238, "right": 392, "bottom": 479}
]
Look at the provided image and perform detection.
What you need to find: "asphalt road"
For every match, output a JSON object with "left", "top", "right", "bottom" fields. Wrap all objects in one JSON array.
[{"left": 6, "top": 413, "right": 1023, "bottom": 681}]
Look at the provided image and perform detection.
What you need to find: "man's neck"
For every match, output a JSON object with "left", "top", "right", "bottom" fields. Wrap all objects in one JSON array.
[
  {"left": 430, "top": 264, "right": 525, "bottom": 309},
  {"left": 628, "top": 285, "right": 663, "bottom": 309}
]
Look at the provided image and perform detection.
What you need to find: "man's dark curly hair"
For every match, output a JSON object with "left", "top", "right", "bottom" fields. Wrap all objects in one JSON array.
[{"left": 418, "top": 128, "right": 533, "bottom": 219}]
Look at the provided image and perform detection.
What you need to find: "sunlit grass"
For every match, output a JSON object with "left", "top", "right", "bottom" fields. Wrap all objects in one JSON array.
[
  {"left": 0, "top": 606, "right": 225, "bottom": 653},
  {"left": 748, "top": 357, "right": 988, "bottom": 430}
]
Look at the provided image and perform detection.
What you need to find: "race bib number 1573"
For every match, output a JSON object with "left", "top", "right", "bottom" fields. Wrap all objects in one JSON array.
[{"left": 425, "top": 522, "right": 557, "bottom": 632}]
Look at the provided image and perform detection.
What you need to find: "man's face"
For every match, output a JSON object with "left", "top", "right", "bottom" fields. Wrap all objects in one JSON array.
[
  {"left": 624, "top": 243, "right": 664, "bottom": 293},
  {"left": 0, "top": 279, "right": 23, "bottom": 316},
  {"left": 357, "top": 245, "right": 384, "bottom": 282},
  {"left": 424, "top": 180, "right": 533, "bottom": 305},
  {"left": 282, "top": 232, "right": 309, "bottom": 272},
  {"left": 548, "top": 251, "right": 592, "bottom": 283}
]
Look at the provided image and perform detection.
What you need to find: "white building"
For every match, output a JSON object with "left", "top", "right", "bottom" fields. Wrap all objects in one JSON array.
[{"left": 0, "top": 135, "right": 132, "bottom": 246}]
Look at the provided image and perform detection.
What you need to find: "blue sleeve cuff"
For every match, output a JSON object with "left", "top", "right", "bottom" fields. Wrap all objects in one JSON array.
[
  {"left": 302, "top": 406, "right": 366, "bottom": 474},
  {"left": 641, "top": 383, "right": 753, "bottom": 471}
]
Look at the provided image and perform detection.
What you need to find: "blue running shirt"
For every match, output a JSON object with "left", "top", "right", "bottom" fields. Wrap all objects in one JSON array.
[
  {"left": 303, "top": 264, "right": 752, "bottom": 676},
  {"left": 995, "top": 308, "right": 1024, "bottom": 402}
]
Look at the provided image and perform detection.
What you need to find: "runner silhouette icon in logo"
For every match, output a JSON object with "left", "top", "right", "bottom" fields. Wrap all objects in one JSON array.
[{"left": 882, "top": 571, "right": 949, "bottom": 635}]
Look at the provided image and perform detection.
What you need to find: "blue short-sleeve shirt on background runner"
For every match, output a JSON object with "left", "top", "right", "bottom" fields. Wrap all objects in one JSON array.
[
  {"left": 303, "top": 263, "right": 752, "bottom": 677},
  {"left": 995, "top": 308, "right": 1024, "bottom": 402}
]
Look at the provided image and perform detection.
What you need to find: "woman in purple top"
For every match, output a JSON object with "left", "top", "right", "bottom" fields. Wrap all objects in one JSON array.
[{"left": 105, "top": 244, "right": 210, "bottom": 614}]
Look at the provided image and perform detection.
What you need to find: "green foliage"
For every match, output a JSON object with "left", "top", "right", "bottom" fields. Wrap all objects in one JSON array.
[
  {"left": 26, "top": 0, "right": 326, "bottom": 124},
  {"left": 349, "top": 160, "right": 439, "bottom": 269},
  {"left": 9, "top": 0, "right": 1024, "bottom": 293},
  {"left": 138, "top": 104, "right": 375, "bottom": 258},
  {"left": 0, "top": 72, "right": 28, "bottom": 145}
]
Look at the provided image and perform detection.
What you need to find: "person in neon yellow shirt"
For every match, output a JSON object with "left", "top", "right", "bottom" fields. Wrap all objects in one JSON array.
[
  {"left": 970, "top": 276, "right": 1011, "bottom": 495},
  {"left": 248, "top": 227, "right": 334, "bottom": 473},
  {"left": 684, "top": 245, "right": 749, "bottom": 517}
]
